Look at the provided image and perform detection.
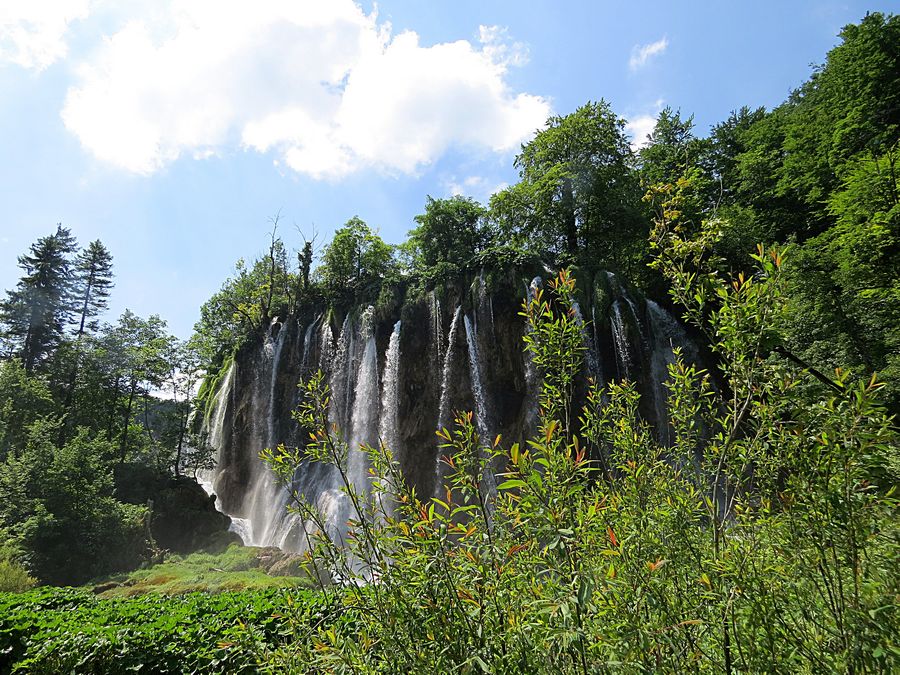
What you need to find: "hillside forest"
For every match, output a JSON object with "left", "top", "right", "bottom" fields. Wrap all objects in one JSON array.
[{"left": 0, "top": 12, "right": 898, "bottom": 674}]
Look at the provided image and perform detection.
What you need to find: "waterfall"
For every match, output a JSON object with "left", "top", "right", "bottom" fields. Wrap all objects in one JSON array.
[
  {"left": 347, "top": 307, "right": 378, "bottom": 491},
  {"left": 464, "top": 314, "right": 497, "bottom": 495},
  {"left": 301, "top": 317, "right": 319, "bottom": 375},
  {"left": 611, "top": 300, "right": 633, "bottom": 381},
  {"left": 437, "top": 306, "right": 462, "bottom": 431},
  {"left": 380, "top": 321, "right": 402, "bottom": 459},
  {"left": 267, "top": 319, "right": 288, "bottom": 448},
  {"left": 318, "top": 320, "right": 334, "bottom": 373},
  {"left": 572, "top": 301, "right": 601, "bottom": 380},
  {"left": 429, "top": 291, "right": 443, "bottom": 373},
  {"left": 206, "top": 361, "right": 235, "bottom": 460},
  {"left": 200, "top": 270, "right": 706, "bottom": 556},
  {"left": 329, "top": 314, "right": 354, "bottom": 433},
  {"left": 523, "top": 277, "right": 542, "bottom": 432},
  {"left": 646, "top": 300, "right": 697, "bottom": 445},
  {"left": 434, "top": 306, "right": 462, "bottom": 497}
]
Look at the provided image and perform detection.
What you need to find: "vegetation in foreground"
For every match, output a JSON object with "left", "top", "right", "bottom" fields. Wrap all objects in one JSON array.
[
  {"left": 90, "top": 543, "right": 313, "bottom": 598},
  {"left": 258, "top": 243, "right": 898, "bottom": 672},
  {"left": 0, "top": 586, "right": 311, "bottom": 674}
]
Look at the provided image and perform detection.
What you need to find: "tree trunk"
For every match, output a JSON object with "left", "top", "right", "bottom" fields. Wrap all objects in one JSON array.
[
  {"left": 561, "top": 176, "right": 578, "bottom": 258},
  {"left": 120, "top": 376, "right": 138, "bottom": 464}
]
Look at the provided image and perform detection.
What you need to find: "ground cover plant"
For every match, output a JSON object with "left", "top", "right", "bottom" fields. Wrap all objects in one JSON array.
[
  {"left": 0, "top": 585, "right": 318, "bottom": 673},
  {"left": 92, "top": 543, "right": 313, "bottom": 597}
]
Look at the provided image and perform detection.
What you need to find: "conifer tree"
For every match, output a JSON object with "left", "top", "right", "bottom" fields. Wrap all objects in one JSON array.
[
  {"left": 72, "top": 240, "right": 114, "bottom": 340},
  {"left": 0, "top": 225, "right": 77, "bottom": 373}
]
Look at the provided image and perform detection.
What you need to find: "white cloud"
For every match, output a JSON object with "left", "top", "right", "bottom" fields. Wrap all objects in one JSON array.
[
  {"left": 625, "top": 115, "right": 656, "bottom": 150},
  {"left": 0, "top": 0, "right": 91, "bottom": 70},
  {"left": 624, "top": 99, "right": 665, "bottom": 150},
  {"left": 445, "top": 175, "right": 508, "bottom": 201},
  {"left": 629, "top": 37, "right": 668, "bottom": 71},
  {"left": 60, "top": 1, "right": 550, "bottom": 179}
]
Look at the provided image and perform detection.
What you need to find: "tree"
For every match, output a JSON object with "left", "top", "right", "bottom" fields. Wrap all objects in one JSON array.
[
  {"left": 71, "top": 240, "right": 114, "bottom": 340},
  {"left": 404, "top": 195, "right": 488, "bottom": 284},
  {"left": 0, "top": 225, "right": 77, "bottom": 373},
  {"left": 318, "top": 217, "right": 395, "bottom": 305},
  {"left": 193, "top": 236, "right": 298, "bottom": 364},
  {"left": 490, "top": 101, "right": 643, "bottom": 268},
  {"left": 0, "top": 420, "right": 147, "bottom": 584},
  {"left": 638, "top": 107, "right": 706, "bottom": 189},
  {"left": 106, "top": 311, "right": 172, "bottom": 464},
  {"left": 0, "top": 360, "right": 54, "bottom": 461},
  {"left": 160, "top": 339, "right": 204, "bottom": 476},
  {"left": 60, "top": 240, "right": 115, "bottom": 442}
]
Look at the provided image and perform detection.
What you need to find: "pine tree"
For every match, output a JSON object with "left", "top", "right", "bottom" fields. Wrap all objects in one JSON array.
[
  {"left": 72, "top": 240, "right": 114, "bottom": 339},
  {"left": 60, "top": 240, "right": 114, "bottom": 441},
  {"left": 0, "top": 225, "right": 77, "bottom": 373}
]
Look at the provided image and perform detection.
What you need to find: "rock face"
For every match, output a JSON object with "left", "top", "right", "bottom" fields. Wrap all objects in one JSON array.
[
  {"left": 115, "top": 465, "right": 237, "bottom": 553},
  {"left": 200, "top": 269, "right": 702, "bottom": 553}
]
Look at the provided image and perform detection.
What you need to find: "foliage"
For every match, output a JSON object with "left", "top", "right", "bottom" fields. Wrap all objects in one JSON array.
[
  {"left": 258, "top": 229, "right": 899, "bottom": 672},
  {"left": 94, "top": 544, "right": 313, "bottom": 597},
  {"left": 491, "top": 100, "right": 646, "bottom": 271},
  {"left": 0, "top": 360, "right": 54, "bottom": 462},
  {"left": 0, "top": 422, "right": 148, "bottom": 585},
  {"left": 0, "top": 225, "right": 77, "bottom": 372},
  {"left": 71, "top": 239, "right": 114, "bottom": 339},
  {"left": 193, "top": 234, "right": 300, "bottom": 364},
  {"left": 317, "top": 217, "right": 396, "bottom": 306},
  {"left": 0, "top": 586, "right": 316, "bottom": 673},
  {"left": 403, "top": 196, "right": 489, "bottom": 286}
]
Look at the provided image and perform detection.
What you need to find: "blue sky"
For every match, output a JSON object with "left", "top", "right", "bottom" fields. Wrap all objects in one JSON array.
[{"left": 0, "top": 1, "right": 892, "bottom": 338}]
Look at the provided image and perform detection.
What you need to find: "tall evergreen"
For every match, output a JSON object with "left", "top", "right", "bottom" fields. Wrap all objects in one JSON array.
[
  {"left": 0, "top": 225, "right": 77, "bottom": 373},
  {"left": 71, "top": 240, "right": 114, "bottom": 339},
  {"left": 60, "top": 240, "right": 114, "bottom": 441}
]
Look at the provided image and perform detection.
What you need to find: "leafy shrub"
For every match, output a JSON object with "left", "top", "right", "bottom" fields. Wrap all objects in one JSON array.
[
  {"left": 0, "top": 558, "right": 35, "bottom": 593},
  {"left": 0, "top": 586, "right": 319, "bottom": 673},
  {"left": 260, "top": 244, "right": 899, "bottom": 673}
]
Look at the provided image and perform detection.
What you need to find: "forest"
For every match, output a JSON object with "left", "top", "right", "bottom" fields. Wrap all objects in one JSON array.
[{"left": 0, "top": 11, "right": 898, "bottom": 674}]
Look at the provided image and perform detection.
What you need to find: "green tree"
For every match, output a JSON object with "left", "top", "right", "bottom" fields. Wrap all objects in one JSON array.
[
  {"left": 404, "top": 195, "right": 488, "bottom": 284},
  {"left": 491, "top": 101, "right": 643, "bottom": 268},
  {"left": 193, "top": 235, "right": 299, "bottom": 365},
  {"left": 0, "top": 420, "right": 147, "bottom": 584},
  {"left": 106, "top": 311, "right": 173, "bottom": 464},
  {"left": 318, "top": 217, "right": 395, "bottom": 305},
  {"left": 0, "top": 225, "right": 77, "bottom": 373},
  {"left": 61, "top": 240, "right": 115, "bottom": 442},
  {"left": 0, "top": 360, "right": 54, "bottom": 461}
]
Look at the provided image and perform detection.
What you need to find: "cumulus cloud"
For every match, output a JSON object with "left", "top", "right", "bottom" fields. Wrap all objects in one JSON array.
[
  {"left": 60, "top": 0, "right": 550, "bottom": 178},
  {"left": 0, "top": 0, "right": 91, "bottom": 70},
  {"left": 629, "top": 37, "right": 668, "bottom": 71},
  {"left": 624, "top": 99, "right": 665, "bottom": 150},
  {"left": 445, "top": 175, "right": 508, "bottom": 201}
]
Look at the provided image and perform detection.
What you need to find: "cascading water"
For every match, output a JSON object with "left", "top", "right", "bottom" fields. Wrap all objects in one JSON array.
[
  {"left": 434, "top": 306, "right": 462, "bottom": 496},
  {"left": 429, "top": 292, "right": 443, "bottom": 373},
  {"left": 329, "top": 314, "right": 354, "bottom": 433},
  {"left": 201, "top": 270, "right": 705, "bottom": 556},
  {"left": 205, "top": 361, "right": 235, "bottom": 461},
  {"left": 572, "top": 300, "right": 601, "bottom": 380},
  {"left": 268, "top": 319, "right": 288, "bottom": 448},
  {"left": 318, "top": 320, "right": 334, "bottom": 372},
  {"left": 380, "top": 321, "right": 402, "bottom": 459},
  {"left": 348, "top": 308, "right": 379, "bottom": 491},
  {"left": 301, "top": 317, "right": 319, "bottom": 375},
  {"left": 464, "top": 314, "right": 497, "bottom": 495},
  {"left": 437, "top": 307, "right": 462, "bottom": 432},
  {"left": 646, "top": 300, "right": 698, "bottom": 445},
  {"left": 523, "top": 277, "right": 543, "bottom": 432},
  {"left": 611, "top": 300, "right": 633, "bottom": 381}
]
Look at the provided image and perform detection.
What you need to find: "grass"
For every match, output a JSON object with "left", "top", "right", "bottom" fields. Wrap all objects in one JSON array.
[{"left": 90, "top": 543, "right": 313, "bottom": 597}]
